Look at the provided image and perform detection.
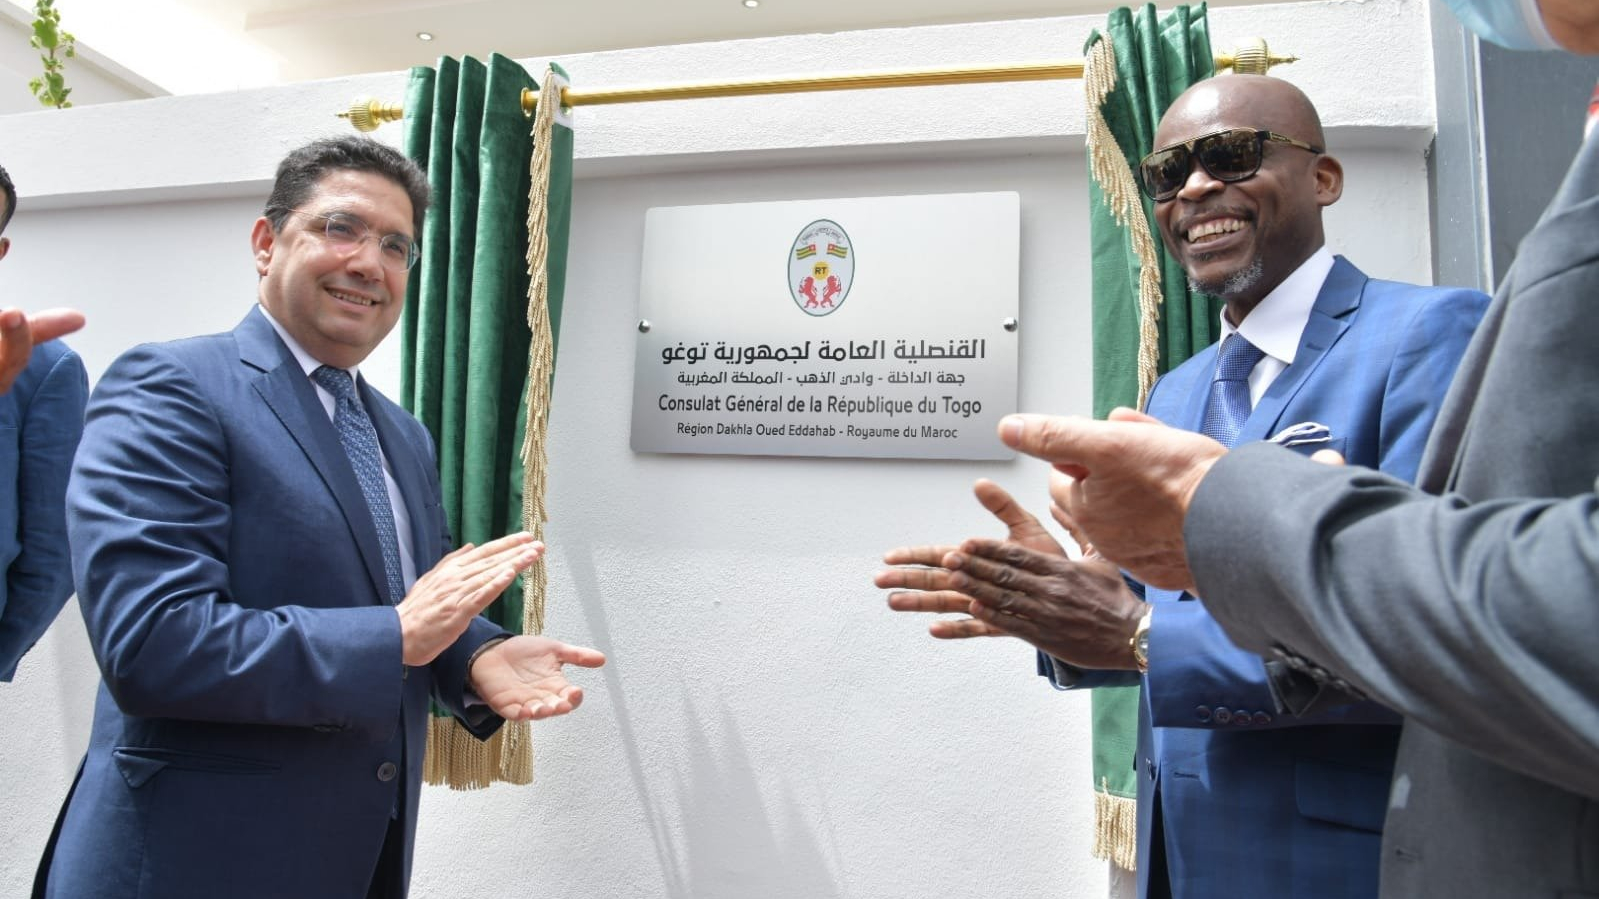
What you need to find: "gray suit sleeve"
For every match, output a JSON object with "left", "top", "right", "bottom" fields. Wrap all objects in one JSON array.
[{"left": 1188, "top": 441, "right": 1599, "bottom": 800}]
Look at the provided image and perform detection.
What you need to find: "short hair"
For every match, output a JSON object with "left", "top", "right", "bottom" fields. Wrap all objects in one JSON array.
[
  {"left": 263, "top": 136, "right": 429, "bottom": 237},
  {"left": 0, "top": 162, "right": 16, "bottom": 235}
]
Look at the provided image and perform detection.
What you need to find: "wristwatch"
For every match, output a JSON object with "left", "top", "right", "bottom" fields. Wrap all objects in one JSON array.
[{"left": 1130, "top": 607, "right": 1153, "bottom": 674}]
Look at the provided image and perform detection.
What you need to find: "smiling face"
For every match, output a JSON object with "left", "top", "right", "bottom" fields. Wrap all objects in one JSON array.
[
  {"left": 252, "top": 169, "right": 414, "bottom": 369},
  {"left": 1152, "top": 76, "right": 1343, "bottom": 322}
]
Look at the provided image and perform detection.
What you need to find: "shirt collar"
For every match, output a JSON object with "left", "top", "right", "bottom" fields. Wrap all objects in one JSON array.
[
  {"left": 1218, "top": 246, "right": 1334, "bottom": 367},
  {"left": 257, "top": 304, "right": 361, "bottom": 382}
]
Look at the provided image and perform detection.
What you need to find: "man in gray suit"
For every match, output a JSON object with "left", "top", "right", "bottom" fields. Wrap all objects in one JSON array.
[{"left": 991, "top": 0, "right": 1599, "bottom": 896}]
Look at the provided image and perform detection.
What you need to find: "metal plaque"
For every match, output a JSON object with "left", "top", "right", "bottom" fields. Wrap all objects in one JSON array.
[{"left": 631, "top": 191, "right": 1019, "bottom": 460}]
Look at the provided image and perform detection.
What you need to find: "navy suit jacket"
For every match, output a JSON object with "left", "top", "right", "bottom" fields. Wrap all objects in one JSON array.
[
  {"left": 1044, "top": 258, "right": 1488, "bottom": 899},
  {"left": 43, "top": 308, "right": 505, "bottom": 899},
  {"left": 0, "top": 339, "right": 86, "bottom": 681}
]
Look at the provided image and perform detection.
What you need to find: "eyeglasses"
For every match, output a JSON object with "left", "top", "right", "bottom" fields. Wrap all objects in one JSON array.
[
  {"left": 1138, "top": 128, "right": 1323, "bottom": 202},
  {"left": 274, "top": 209, "right": 420, "bottom": 272}
]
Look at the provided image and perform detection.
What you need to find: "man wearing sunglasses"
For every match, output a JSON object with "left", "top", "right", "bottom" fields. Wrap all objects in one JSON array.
[
  {"left": 36, "top": 136, "right": 605, "bottom": 899},
  {"left": 997, "top": 0, "right": 1599, "bottom": 896},
  {"left": 879, "top": 75, "right": 1488, "bottom": 899}
]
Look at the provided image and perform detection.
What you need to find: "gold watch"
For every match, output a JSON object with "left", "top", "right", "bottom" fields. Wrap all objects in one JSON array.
[{"left": 1130, "top": 607, "right": 1153, "bottom": 673}]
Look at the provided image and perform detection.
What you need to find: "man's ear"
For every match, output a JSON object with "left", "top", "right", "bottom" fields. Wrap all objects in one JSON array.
[
  {"left": 0, "top": 236, "right": 10, "bottom": 262},
  {"left": 250, "top": 217, "right": 276, "bottom": 277},
  {"left": 1314, "top": 153, "right": 1344, "bottom": 207}
]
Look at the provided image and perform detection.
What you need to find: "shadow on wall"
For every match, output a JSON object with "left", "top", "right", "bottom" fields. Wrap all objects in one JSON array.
[
  {"left": 51, "top": 597, "right": 101, "bottom": 768},
  {"left": 563, "top": 542, "right": 846, "bottom": 899}
]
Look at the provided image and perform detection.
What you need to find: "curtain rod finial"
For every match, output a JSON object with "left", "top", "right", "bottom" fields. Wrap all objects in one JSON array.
[
  {"left": 338, "top": 98, "right": 404, "bottom": 133},
  {"left": 1216, "top": 38, "right": 1298, "bottom": 76}
]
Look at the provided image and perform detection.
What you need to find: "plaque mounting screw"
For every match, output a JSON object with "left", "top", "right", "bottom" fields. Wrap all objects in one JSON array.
[
  {"left": 638, "top": 320, "right": 652, "bottom": 333},
  {"left": 1002, "top": 317, "right": 1018, "bottom": 332}
]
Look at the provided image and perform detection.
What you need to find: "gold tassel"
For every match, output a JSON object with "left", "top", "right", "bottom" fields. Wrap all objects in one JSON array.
[
  {"left": 1084, "top": 38, "right": 1165, "bottom": 409},
  {"left": 1092, "top": 779, "right": 1140, "bottom": 871},
  {"left": 424, "top": 717, "right": 536, "bottom": 789}
]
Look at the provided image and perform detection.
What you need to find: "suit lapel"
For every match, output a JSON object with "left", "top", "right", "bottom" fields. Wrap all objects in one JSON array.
[
  {"left": 1145, "top": 347, "right": 1219, "bottom": 605},
  {"left": 1151, "top": 344, "right": 1217, "bottom": 435},
  {"left": 235, "top": 308, "right": 393, "bottom": 605},
  {"left": 1236, "top": 256, "right": 1365, "bottom": 444}
]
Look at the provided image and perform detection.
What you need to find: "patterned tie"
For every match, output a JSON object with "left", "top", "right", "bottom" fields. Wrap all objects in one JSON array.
[
  {"left": 1199, "top": 334, "right": 1266, "bottom": 447},
  {"left": 311, "top": 365, "right": 406, "bottom": 604}
]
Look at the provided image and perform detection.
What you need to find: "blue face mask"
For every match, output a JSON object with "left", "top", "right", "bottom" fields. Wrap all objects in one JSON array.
[{"left": 1444, "top": 0, "right": 1560, "bottom": 50}]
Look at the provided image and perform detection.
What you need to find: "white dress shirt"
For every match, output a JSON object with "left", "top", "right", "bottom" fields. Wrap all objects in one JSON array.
[{"left": 1217, "top": 245, "right": 1335, "bottom": 407}]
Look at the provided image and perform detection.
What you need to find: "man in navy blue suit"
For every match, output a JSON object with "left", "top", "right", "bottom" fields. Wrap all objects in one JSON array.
[
  {"left": 0, "top": 162, "right": 88, "bottom": 683},
  {"left": 38, "top": 136, "right": 605, "bottom": 899},
  {"left": 877, "top": 76, "right": 1488, "bottom": 898}
]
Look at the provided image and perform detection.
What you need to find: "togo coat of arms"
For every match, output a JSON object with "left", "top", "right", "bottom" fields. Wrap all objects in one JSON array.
[{"left": 789, "top": 219, "right": 854, "bottom": 316}]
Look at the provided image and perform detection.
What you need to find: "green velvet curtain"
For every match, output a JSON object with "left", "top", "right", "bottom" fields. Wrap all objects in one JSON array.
[
  {"left": 1083, "top": 3, "right": 1215, "bottom": 869},
  {"left": 399, "top": 52, "right": 575, "bottom": 788}
]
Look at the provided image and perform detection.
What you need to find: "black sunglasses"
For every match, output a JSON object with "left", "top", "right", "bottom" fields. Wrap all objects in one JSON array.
[{"left": 1138, "top": 128, "right": 1323, "bottom": 202}]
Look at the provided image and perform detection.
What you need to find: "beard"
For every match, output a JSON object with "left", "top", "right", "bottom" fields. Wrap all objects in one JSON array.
[{"left": 1188, "top": 255, "right": 1265, "bottom": 299}]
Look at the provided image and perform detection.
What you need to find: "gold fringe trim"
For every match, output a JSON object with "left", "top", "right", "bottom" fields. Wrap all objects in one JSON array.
[
  {"left": 423, "top": 716, "right": 534, "bottom": 789},
  {"left": 520, "top": 66, "right": 560, "bottom": 639},
  {"left": 1092, "top": 779, "right": 1139, "bottom": 872},
  {"left": 1083, "top": 38, "right": 1165, "bottom": 410}
]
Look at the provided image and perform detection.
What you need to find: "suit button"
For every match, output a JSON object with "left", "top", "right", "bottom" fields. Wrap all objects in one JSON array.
[
  {"left": 377, "top": 762, "right": 398, "bottom": 782},
  {"left": 1195, "top": 705, "right": 1212, "bottom": 723},
  {"left": 1144, "top": 757, "right": 1155, "bottom": 779},
  {"left": 1233, "top": 710, "right": 1251, "bottom": 726},
  {"left": 1253, "top": 712, "right": 1273, "bottom": 726},
  {"left": 1213, "top": 708, "right": 1232, "bottom": 724}
]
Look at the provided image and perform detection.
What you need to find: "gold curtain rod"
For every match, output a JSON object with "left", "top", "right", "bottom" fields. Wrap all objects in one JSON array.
[{"left": 340, "top": 38, "right": 1294, "bottom": 131}]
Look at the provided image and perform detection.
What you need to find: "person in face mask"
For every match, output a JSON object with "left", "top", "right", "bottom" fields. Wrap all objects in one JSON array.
[
  {"left": 1444, "top": 0, "right": 1599, "bottom": 53},
  {"left": 989, "top": 1, "right": 1599, "bottom": 896},
  {"left": 1444, "top": 0, "right": 1563, "bottom": 50}
]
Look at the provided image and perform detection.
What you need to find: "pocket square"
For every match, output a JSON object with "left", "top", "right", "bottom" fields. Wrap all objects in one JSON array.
[{"left": 1268, "top": 421, "right": 1333, "bottom": 448}]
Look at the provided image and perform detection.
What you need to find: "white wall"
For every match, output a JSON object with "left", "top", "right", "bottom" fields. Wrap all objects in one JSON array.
[{"left": 0, "top": 2, "right": 1438, "bottom": 897}]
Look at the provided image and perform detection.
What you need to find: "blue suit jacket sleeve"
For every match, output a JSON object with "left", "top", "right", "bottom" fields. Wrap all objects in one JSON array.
[
  {"left": 71, "top": 345, "right": 422, "bottom": 738},
  {"left": 1148, "top": 284, "right": 1488, "bottom": 729},
  {"left": 0, "top": 342, "right": 88, "bottom": 681}
]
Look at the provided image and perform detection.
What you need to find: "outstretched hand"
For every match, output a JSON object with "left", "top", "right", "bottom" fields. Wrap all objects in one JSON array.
[
  {"left": 398, "top": 533, "right": 544, "bottom": 666},
  {"left": 0, "top": 307, "right": 86, "bottom": 395},
  {"left": 876, "top": 479, "right": 1068, "bottom": 640},
  {"left": 944, "top": 538, "right": 1143, "bottom": 669},
  {"left": 468, "top": 635, "right": 606, "bottom": 722},
  {"left": 1000, "top": 408, "right": 1225, "bottom": 592}
]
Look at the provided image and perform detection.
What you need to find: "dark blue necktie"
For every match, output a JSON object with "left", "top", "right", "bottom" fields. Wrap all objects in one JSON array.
[
  {"left": 311, "top": 365, "right": 405, "bottom": 604},
  {"left": 1200, "top": 334, "right": 1266, "bottom": 447}
]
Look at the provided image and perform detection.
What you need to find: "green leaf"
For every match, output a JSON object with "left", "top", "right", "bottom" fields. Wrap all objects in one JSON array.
[
  {"left": 32, "top": 19, "right": 58, "bottom": 48},
  {"left": 29, "top": 0, "right": 73, "bottom": 111}
]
